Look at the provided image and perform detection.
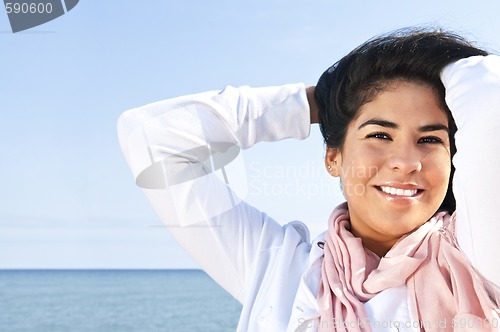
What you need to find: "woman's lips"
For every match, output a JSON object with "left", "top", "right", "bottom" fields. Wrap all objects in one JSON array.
[{"left": 375, "top": 184, "right": 424, "bottom": 203}]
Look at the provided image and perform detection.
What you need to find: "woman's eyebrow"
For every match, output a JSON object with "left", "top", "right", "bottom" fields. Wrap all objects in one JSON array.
[
  {"left": 358, "top": 119, "right": 397, "bottom": 130},
  {"left": 418, "top": 124, "right": 449, "bottom": 133}
]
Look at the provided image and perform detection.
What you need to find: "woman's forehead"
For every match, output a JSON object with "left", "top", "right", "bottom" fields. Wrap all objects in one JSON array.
[{"left": 353, "top": 81, "right": 448, "bottom": 127}]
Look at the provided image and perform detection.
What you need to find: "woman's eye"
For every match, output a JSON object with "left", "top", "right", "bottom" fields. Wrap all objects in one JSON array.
[
  {"left": 366, "top": 132, "right": 391, "bottom": 140},
  {"left": 418, "top": 136, "right": 443, "bottom": 144}
]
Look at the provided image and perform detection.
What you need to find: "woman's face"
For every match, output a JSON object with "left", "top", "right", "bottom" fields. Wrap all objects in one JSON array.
[{"left": 327, "top": 81, "right": 451, "bottom": 253}]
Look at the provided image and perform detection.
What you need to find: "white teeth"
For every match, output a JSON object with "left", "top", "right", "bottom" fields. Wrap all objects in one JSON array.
[{"left": 380, "top": 186, "right": 418, "bottom": 197}]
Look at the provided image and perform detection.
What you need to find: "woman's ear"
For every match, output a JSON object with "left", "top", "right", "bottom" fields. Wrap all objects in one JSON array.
[{"left": 325, "top": 147, "right": 341, "bottom": 177}]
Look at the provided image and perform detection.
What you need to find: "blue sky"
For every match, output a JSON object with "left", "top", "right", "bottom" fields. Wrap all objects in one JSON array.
[{"left": 1, "top": 1, "right": 499, "bottom": 269}]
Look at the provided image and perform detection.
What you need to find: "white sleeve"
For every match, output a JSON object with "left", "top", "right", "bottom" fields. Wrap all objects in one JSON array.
[
  {"left": 116, "top": 84, "right": 311, "bottom": 302},
  {"left": 441, "top": 55, "right": 500, "bottom": 286}
]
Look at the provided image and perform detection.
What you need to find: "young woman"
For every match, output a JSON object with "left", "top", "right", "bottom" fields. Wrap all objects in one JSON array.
[{"left": 117, "top": 29, "right": 500, "bottom": 331}]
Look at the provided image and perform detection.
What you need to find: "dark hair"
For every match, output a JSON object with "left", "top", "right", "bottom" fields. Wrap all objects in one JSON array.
[{"left": 315, "top": 28, "right": 488, "bottom": 213}]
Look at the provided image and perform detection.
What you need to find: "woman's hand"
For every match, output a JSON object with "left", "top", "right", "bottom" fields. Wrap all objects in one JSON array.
[{"left": 306, "top": 86, "right": 319, "bottom": 124}]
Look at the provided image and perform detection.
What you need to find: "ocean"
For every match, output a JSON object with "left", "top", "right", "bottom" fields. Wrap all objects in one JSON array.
[{"left": 0, "top": 270, "right": 242, "bottom": 332}]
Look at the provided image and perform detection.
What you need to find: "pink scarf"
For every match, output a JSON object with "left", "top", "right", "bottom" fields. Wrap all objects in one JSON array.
[{"left": 318, "top": 203, "right": 500, "bottom": 331}]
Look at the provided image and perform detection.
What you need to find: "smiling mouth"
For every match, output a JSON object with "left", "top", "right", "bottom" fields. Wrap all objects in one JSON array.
[{"left": 377, "top": 186, "right": 423, "bottom": 197}]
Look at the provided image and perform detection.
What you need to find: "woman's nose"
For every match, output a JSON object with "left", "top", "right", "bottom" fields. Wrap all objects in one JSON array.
[{"left": 387, "top": 143, "right": 422, "bottom": 174}]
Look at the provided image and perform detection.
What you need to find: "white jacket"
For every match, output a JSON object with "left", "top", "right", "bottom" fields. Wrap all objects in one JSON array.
[{"left": 117, "top": 56, "right": 500, "bottom": 331}]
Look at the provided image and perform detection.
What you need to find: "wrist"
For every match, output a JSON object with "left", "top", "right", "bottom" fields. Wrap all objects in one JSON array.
[{"left": 306, "top": 86, "right": 319, "bottom": 124}]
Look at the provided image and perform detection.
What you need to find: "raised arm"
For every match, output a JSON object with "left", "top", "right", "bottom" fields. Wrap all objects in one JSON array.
[
  {"left": 441, "top": 55, "right": 500, "bottom": 286},
  {"left": 117, "top": 84, "right": 312, "bottom": 301}
]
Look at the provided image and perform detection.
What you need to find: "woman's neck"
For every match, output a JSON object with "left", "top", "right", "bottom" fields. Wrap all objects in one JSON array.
[{"left": 350, "top": 227, "right": 399, "bottom": 257}]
